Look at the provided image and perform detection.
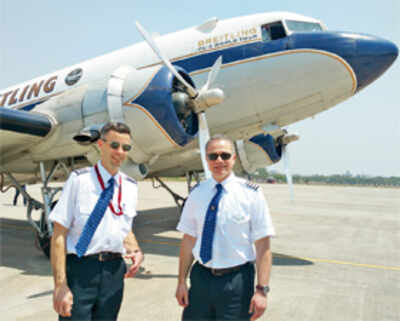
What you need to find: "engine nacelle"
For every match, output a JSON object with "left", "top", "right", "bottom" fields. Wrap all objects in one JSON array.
[
  {"left": 29, "top": 64, "right": 200, "bottom": 177},
  {"left": 79, "top": 64, "right": 200, "bottom": 160},
  {"left": 121, "top": 65, "right": 198, "bottom": 152},
  {"left": 235, "top": 133, "right": 283, "bottom": 174},
  {"left": 78, "top": 65, "right": 201, "bottom": 177}
]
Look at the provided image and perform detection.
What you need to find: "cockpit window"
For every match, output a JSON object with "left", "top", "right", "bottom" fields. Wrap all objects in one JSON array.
[
  {"left": 285, "top": 20, "right": 323, "bottom": 32},
  {"left": 261, "top": 21, "right": 286, "bottom": 42}
]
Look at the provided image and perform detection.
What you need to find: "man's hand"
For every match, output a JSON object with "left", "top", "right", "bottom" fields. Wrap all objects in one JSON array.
[
  {"left": 53, "top": 282, "right": 73, "bottom": 317},
  {"left": 51, "top": 222, "right": 72, "bottom": 317},
  {"left": 249, "top": 291, "right": 267, "bottom": 321},
  {"left": 176, "top": 234, "right": 196, "bottom": 308},
  {"left": 175, "top": 282, "right": 189, "bottom": 307},
  {"left": 124, "top": 250, "right": 144, "bottom": 278}
]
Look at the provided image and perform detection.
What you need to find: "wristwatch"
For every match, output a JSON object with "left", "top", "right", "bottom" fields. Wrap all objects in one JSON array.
[{"left": 255, "top": 285, "right": 270, "bottom": 296}]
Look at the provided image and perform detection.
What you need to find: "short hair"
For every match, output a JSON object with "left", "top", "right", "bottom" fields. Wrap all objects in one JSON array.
[
  {"left": 100, "top": 121, "right": 131, "bottom": 138},
  {"left": 205, "top": 134, "right": 235, "bottom": 153}
]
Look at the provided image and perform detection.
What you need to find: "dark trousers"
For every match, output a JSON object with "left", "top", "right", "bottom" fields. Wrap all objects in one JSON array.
[
  {"left": 60, "top": 254, "right": 126, "bottom": 321},
  {"left": 182, "top": 262, "right": 255, "bottom": 321}
]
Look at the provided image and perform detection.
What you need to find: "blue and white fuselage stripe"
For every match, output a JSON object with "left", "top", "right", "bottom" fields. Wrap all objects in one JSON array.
[{"left": 17, "top": 31, "right": 397, "bottom": 114}]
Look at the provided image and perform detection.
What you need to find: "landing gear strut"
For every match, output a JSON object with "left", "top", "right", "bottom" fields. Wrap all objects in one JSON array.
[
  {"left": 4, "top": 160, "right": 69, "bottom": 257},
  {"left": 152, "top": 171, "right": 200, "bottom": 213}
]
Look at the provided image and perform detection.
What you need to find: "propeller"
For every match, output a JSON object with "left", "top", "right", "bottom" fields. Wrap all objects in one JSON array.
[
  {"left": 197, "top": 56, "right": 223, "bottom": 180},
  {"left": 136, "top": 22, "right": 225, "bottom": 180},
  {"left": 135, "top": 22, "right": 198, "bottom": 99},
  {"left": 198, "top": 112, "right": 211, "bottom": 179}
]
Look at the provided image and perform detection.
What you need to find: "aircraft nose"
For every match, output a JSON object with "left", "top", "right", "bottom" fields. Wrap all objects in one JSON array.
[
  {"left": 288, "top": 32, "right": 398, "bottom": 92},
  {"left": 339, "top": 33, "right": 398, "bottom": 92}
]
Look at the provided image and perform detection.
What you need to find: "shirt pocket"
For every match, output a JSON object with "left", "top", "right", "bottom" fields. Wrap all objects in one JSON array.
[
  {"left": 229, "top": 211, "right": 250, "bottom": 224},
  {"left": 77, "top": 186, "right": 98, "bottom": 214},
  {"left": 221, "top": 204, "right": 250, "bottom": 230},
  {"left": 120, "top": 201, "right": 136, "bottom": 218},
  {"left": 223, "top": 210, "right": 251, "bottom": 245},
  {"left": 225, "top": 200, "right": 250, "bottom": 224},
  {"left": 72, "top": 212, "right": 91, "bottom": 237}
]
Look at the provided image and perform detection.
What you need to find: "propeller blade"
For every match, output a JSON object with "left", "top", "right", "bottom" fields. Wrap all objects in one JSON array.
[
  {"left": 196, "top": 57, "right": 225, "bottom": 180},
  {"left": 135, "top": 22, "right": 198, "bottom": 98},
  {"left": 202, "top": 56, "right": 222, "bottom": 92},
  {"left": 194, "top": 56, "right": 224, "bottom": 114},
  {"left": 135, "top": 23, "right": 227, "bottom": 182},
  {"left": 198, "top": 112, "right": 211, "bottom": 180},
  {"left": 282, "top": 145, "right": 294, "bottom": 201}
]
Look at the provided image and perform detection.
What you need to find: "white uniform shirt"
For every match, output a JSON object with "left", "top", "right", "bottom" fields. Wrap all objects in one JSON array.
[
  {"left": 49, "top": 161, "right": 138, "bottom": 255},
  {"left": 177, "top": 173, "right": 275, "bottom": 269}
]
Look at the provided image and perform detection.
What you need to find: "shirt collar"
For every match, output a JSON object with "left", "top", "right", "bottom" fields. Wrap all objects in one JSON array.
[
  {"left": 210, "top": 172, "right": 236, "bottom": 190},
  {"left": 96, "top": 161, "right": 120, "bottom": 186}
]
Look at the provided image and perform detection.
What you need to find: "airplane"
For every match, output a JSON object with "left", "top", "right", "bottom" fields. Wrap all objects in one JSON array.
[{"left": 0, "top": 11, "right": 398, "bottom": 257}]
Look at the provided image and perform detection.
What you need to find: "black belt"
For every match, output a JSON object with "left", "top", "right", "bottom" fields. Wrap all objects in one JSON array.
[
  {"left": 198, "top": 262, "right": 249, "bottom": 276},
  {"left": 69, "top": 252, "right": 122, "bottom": 262}
]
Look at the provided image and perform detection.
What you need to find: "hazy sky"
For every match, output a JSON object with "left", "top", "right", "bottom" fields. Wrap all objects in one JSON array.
[{"left": 1, "top": 0, "right": 399, "bottom": 177}]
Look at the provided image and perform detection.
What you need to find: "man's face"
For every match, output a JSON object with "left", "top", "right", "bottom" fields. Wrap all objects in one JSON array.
[
  {"left": 98, "top": 130, "right": 131, "bottom": 174},
  {"left": 206, "top": 139, "right": 236, "bottom": 182}
]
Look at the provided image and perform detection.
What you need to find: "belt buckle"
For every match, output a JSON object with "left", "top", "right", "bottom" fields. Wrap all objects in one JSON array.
[
  {"left": 98, "top": 252, "right": 107, "bottom": 261},
  {"left": 211, "top": 268, "right": 223, "bottom": 276}
]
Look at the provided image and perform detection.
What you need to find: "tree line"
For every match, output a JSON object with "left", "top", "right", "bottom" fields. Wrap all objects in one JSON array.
[{"left": 248, "top": 168, "right": 400, "bottom": 187}]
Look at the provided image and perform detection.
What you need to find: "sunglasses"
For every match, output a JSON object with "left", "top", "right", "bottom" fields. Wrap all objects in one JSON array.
[
  {"left": 102, "top": 139, "right": 132, "bottom": 152},
  {"left": 207, "top": 152, "right": 232, "bottom": 161}
]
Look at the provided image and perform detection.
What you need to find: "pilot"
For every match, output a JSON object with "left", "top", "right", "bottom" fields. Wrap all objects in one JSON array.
[
  {"left": 49, "top": 121, "right": 143, "bottom": 321},
  {"left": 175, "top": 134, "right": 275, "bottom": 321}
]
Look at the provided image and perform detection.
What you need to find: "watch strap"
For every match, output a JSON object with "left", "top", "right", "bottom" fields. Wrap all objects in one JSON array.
[{"left": 255, "top": 285, "right": 270, "bottom": 295}]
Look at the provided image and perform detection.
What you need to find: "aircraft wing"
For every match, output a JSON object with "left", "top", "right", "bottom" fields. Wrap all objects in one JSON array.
[{"left": 0, "top": 108, "right": 53, "bottom": 163}]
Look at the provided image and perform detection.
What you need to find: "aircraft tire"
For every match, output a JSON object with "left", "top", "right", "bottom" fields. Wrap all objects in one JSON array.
[
  {"left": 34, "top": 200, "right": 57, "bottom": 258},
  {"left": 35, "top": 231, "right": 51, "bottom": 258}
]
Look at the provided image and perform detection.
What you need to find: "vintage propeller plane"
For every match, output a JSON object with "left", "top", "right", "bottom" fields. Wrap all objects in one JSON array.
[{"left": 0, "top": 11, "right": 397, "bottom": 257}]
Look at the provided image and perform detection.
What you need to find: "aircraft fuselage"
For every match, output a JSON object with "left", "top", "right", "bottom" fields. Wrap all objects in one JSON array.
[{"left": 0, "top": 11, "right": 397, "bottom": 179}]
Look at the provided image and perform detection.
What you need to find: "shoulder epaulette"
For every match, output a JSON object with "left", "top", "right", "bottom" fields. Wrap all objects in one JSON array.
[
  {"left": 244, "top": 181, "right": 259, "bottom": 191},
  {"left": 73, "top": 167, "right": 91, "bottom": 176},
  {"left": 122, "top": 175, "right": 137, "bottom": 185}
]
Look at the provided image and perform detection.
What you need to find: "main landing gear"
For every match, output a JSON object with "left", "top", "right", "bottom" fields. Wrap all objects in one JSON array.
[
  {"left": 3, "top": 160, "right": 69, "bottom": 258},
  {"left": 152, "top": 171, "right": 200, "bottom": 213}
]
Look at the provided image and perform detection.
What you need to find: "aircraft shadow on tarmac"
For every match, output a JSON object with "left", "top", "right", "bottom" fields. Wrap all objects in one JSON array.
[
  {"left": 134, "top": 207, "right": 314, "bottom": 267},
  {"left": 0, "top": 217, "right": 52, "bottom": 276},
  {"left": 0, "top": 207, "right": 312, "bottom": 278}
]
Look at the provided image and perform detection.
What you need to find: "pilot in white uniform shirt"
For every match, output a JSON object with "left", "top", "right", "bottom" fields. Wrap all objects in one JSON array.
[
  {"left": 49, "top": 160, "right": 138, "bottom": 255},
  {"left": 177, "top": 173, "right": 275, "bottom": 268}
]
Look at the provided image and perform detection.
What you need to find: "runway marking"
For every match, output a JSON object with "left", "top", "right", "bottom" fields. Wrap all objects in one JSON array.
[
  {"left": 300, "top": 256, "right": 400, "bottom": 272},
  {"left": 141, "top": 239, "right": 180, "bottom": 246},
  {"left": 140, "top": 239, "right": 400, "bottom": 272}
]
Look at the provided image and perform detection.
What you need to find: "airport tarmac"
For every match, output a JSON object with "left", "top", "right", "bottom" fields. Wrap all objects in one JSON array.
[{"left": 1, "top": 181, "right": 399, "bottom": 321}]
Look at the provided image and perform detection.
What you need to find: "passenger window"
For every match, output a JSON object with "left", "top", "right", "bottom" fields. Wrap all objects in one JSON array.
[{"left": 261, "top": 22, "right": 286, "bottom": 41}]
